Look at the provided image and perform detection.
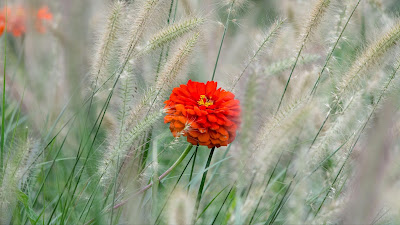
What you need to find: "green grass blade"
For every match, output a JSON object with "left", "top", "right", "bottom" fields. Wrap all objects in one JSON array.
[{"left": 192, "top": 147, "right": 215, "bottom": 224}]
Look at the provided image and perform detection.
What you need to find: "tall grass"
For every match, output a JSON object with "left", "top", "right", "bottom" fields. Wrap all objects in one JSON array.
[{"left": 1, "top": 0, "right": 400, "bottom": 224}]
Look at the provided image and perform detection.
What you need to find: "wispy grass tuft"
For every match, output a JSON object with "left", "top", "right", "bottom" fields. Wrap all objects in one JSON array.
[
  {"left": 231, "top": 18, "right": 285, "bottom": 90},
  {"left": 100, "top": 108, "right": 165, "bottom": 186},
  {"left": 140, "top": 17, "right": 204, "bottom": 55},
  {"left": 91, "top": 1, "right": 125, "bottom": 88},
  {"left": 335, "top": 21, "right": 400, "bottom": 106},
  {"left": 276, "top": 0, "right": 331, "bottom": 112},
  {"left": 5, "top": 1, "right": 400, "bottom": 224},
  {"left": 120, "top": 0, "right": 160, "bottom": 64},
  {"left": 155, "top": 32, "right": 200, "bottom": 91}
]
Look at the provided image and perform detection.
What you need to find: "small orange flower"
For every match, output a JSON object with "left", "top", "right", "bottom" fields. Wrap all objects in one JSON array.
[
  {"left": 0, "top": 5, "right": 26, "bottom": 37},
  {"left": 0, "top": 5, "right": 53, "bottom": 37},
  {"left": 8, "top": 6, "right": 26, "bottom": 37},
  {"left": 0, "top": 6, "right": 11, "bottom": 36},
  {"left": 164, "top": 80, "right": 241, "bottom": 148},
  {"left": 36, "top": 6, "right": 53, "bottom": 33},
  {"left": 0, "top": 20, "right": 4, "bottom": 36}
]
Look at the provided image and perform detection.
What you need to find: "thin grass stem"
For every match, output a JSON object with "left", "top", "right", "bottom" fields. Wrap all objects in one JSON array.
[
  {"left": 211, "top": 0, "right": 235, "bottom": 81},
  {"left": 192, "top": 147, "right": 215, "bottom": 224}
]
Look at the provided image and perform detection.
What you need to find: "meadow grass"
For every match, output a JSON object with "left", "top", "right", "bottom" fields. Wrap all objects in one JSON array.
[{"left": 1, "top": 0, "right": 400, "bottom": 224}]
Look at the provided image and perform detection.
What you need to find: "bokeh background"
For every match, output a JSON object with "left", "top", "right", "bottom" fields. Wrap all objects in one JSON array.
[{"left": 2, "top": 0, "right": 400, "bottom": 224}]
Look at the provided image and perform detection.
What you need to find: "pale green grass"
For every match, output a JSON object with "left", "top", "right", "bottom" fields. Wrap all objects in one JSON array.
[{"left": 1, "top": 0, "right": 400, "bottom": 224}]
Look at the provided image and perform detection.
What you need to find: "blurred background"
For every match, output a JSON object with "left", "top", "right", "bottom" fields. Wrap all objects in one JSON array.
[{"left": 1, "top": 0, "right": 400, "bottom": 224}]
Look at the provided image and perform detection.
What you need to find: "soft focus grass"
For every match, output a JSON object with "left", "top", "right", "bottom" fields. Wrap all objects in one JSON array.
[{"left": 1, "top": 0, "right": 400, "bottom": 224}]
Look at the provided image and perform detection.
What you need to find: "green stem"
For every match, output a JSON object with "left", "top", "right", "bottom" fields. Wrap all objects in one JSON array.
[
  {"left": 310, "top": 0, "right": 361, "bottom": 96},
  {"left": 276, "top": 0, "right": 330, "bottom": 113},
  {"left": 211, "top": 0, "right": 235, "bottom": 81},
  {"left": 192, "top": 147, "right": 215, "bottom": 224},
  {"left": 1, "top": 0, "right": 8, "bottom": 179}
]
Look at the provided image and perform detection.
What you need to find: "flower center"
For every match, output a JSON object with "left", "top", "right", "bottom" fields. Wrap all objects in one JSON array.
[{"left": 197, "top": 95, "right": 213, "bottom": 107}]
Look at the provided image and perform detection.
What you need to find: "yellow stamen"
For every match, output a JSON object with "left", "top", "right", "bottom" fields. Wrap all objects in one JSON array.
[{"left": 197, "top": 95, "right": 213, "bottom": 107}]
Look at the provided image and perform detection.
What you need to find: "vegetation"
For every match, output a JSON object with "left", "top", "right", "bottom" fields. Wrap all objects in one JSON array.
[{"left": 1, "top": 0, "right": 400, "bottom": 224}]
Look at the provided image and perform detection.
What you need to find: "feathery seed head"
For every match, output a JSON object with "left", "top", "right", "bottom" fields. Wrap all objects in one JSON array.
[
  {"left": 155, "top": 32, "right": 200, "bottom": 91},
  {"left": 140, "top": 17, "right": 205, "bottom": 55},
  {"left": 91, "top": 1, "right": 125, "bottom": 88},
  {"left": 335, "top": 21, "right": 400, "bottom": 108},
  {"left": 100, "top": 108, "right": 164, "bottom": 186},
  {"left": 300, "top": 0, "right": 331, "bottom": 44},
  {"left": 120, "top": 0, "right": 160, "bottom": 64},
  {"left": 167, "top": 189, "right": 194, "bottom": 225}
]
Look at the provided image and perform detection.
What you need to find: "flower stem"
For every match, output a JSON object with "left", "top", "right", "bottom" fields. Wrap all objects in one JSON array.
[
  {"left": 112, "top": 143, "right": 193, "bottom": 210},
  {"left": 192, "top": 147, "right": 215, "bottom": 224}
]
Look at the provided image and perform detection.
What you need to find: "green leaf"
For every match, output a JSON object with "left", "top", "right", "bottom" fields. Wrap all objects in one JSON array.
[{"left": 17, "top": 190, "right": 38, "bottom": 224}]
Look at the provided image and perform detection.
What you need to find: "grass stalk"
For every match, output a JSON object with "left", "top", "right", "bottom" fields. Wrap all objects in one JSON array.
[
  {"left": 192, "top": 147, "right": 215, "bottom": 224},
  {"left": 111, "top": 143, "right": 193, "bottom": 210},
  {"left": 211, "top": 0, "right": 235, "bottom": 81},
  {"left": 155, "top": 149, "right": 197, "bottom": 224},
  {"left": 1, "top": 0, "right": 8, "bottom": 182},
  {"left": 276, "top": 0, "right": 330, "bottom": 113},
  {"left": 187, "top": 144, "right": 199, "bottom": 193},
  {"left": 310, "top": 0, "right": 362, "bottom": 96},
  {"left": 211, "top": 184, "right": 235, "bottom": 225}
]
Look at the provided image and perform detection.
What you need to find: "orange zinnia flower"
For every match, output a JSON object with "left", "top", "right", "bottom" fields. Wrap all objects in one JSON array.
[{"left": 164, "top": 80, "right": 241, "bottom": 148}]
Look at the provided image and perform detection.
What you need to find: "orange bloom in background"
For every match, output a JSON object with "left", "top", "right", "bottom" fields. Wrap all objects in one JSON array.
[
  {"left": 0, "top": 6, "right": 11, "bottom": 36},
  {"left": 0, "top": 20, "right": 4, "bottom": 36},
  {"left": 0, "top": 5, "right": 53, "bottom": 37},
  {"left": 164, "top": 80, "right": 241, "bottom": 148},
  {"left": 36, "top": 6, "right": 53, "bottom": 33},
  {"left": 8, "top": 6, "right": 26, "bottom": 37}
]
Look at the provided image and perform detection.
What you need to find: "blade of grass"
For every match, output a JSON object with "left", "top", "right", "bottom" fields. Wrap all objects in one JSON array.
[
  {"left": 276, "top": 0, "right": 330, "bottom": 113},
  {"left": 231, "top": 18, "right": 285, "bottom": 89},
  {"left": 111, "top": 144, "right": 193, "bottom": 210},
  {"left": 185, "top": 155, "right": 232, "bottom": 188},
  {"left": 248, "top": 154, "right": 283, "bottom": 224},
  {"left": 243, "top": 171, "right": 257, "bottom": 201},
  {"left": 110, "top": 154, "right": 121, "bottom": 225},
  {"left": 195, "top": 185, "right": 229, "bottom": 223},
  {"left": 1, "top": 0, "right": 8, "bottom": 181},
  {"left": 84, "top": 144, "right": 195, "bottom": 225},
  {"left": 187, "top": 144, "right": 199, "bottom": 193},
  {"left": 265, "top": 179, "right": 294, "bottom": 225},
  {"left": 265, "top": 157, "right": 297, "bottom": 225},
  {"left": 47, "top": 69, "right": 121, "bottom": 224},
  {"left": 313, "top": 58, "right": 400, "bottom": 217},
  {"left": 8, "top": 87, "right": 24, "bottom": 149},
  {"left": 211, "top": 0, "right": 235, "bottom": 81},
  {"left": 203, "top": 144, "right": 231, "bottom": 193},
  {"left": 310, "top": 0, "right": 362, "bottom": 96},
  {"left": 211, "top": 184, "right": 235, "bottom": 225},
  {"left": 155, "top": 0, "right": 175, "bottom": 76},
  {"left": 155, "top": 148, "right": 197, "bottom": 224},
  {"left": 192, "top": 147, "right": 215, "bottom": 224}
]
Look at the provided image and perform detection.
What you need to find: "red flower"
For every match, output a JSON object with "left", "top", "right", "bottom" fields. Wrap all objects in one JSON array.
[
  {"left": 164, "top": 80, "right": 241, "bottom": 148},
  {"left": 36, "top": 6, "right": 53, "bottom": 33},
  {"left": 0, "top": 20, "right": 4, "bottom": 36},
  {"left": 0, "top": 6, "right": 26, "bottom": 37},
  {"left": 0, "top": 5, "right": 53, "bottom": 37}
]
